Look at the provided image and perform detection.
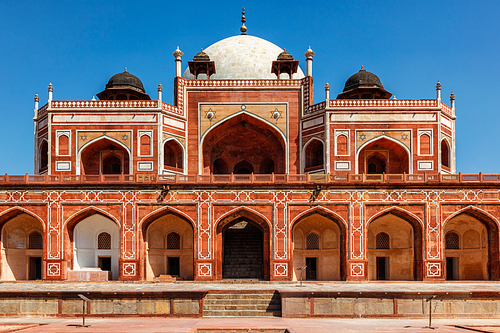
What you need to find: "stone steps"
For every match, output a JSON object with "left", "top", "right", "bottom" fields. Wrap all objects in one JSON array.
[{"left": 203, "top": 291, "right": 281, "bottom": 317}]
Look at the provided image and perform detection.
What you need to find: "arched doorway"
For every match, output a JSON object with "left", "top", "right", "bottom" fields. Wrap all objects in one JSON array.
[
  {"left": 304, "top": 139, "right": 324, "bottom": 173},
  {"left": 441, "top": 139, "right": 451, "bottom": 169},
  {"left": 39, "top": 140, "right": 48, "bottom": 173},
  {"left": 163, "top": 140, "right": 184, "bottom": 173},
  {"left": 142, "top": 212, "right": 194, "bottom": 280},
  {"left": 202, "top": 114, "right": 286, "bottom": 175},
  {"left": 444, "top": 209, "right": 499, "bottom": 280},
  {"left": 0, "top": 211, "right": 44, "bottom": 281},
  {"left": 367, "top": 210, "right": 423, "bottom": 280},
  {"left": 292, "top": 211, "right": 346, "bottom": 281},
  {"left": 79, "top": 138, "right": 130, "bottom": 175},
  {"left": 65, "top": 211, "right": 119, "bottom": 280},
  {"left": 358, "top": 137, "right": 409, "bottom": 174},
  {"left": 216, "top": 210, "right": 270, "bottom": 280}
]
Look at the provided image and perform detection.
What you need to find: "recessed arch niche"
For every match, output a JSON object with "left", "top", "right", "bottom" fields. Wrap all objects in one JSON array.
[{"left": 202, "top": 114, "right": 285, "bottom": 174}]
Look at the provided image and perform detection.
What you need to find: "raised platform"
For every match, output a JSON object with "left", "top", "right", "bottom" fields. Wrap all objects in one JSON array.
[{"left": 0, "top": 281, "right": 498, "bottom": 318}]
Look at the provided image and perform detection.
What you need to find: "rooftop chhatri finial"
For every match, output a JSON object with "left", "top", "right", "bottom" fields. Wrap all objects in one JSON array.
[{"left": 240, "top": 7, "right": 247, "bottom": 35}]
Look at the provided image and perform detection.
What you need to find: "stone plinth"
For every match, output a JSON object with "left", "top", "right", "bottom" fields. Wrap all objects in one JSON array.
[{"left": 67, "top": 269, "right": 110, "bottom": 282}]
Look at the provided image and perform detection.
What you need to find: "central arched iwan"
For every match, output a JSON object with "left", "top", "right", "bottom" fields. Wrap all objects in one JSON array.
[{"left": 202, "top": 114, "right": 286, "bottom": 174}]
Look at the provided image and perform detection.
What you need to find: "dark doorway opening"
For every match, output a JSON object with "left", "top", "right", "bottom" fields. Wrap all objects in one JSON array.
[
  {"left": 376, "top": 257, "right": 388, "bottom": 280},
  {"left": 446, "top": 257, "right": 458, "bottom": 280},
  {"left": 29, "top": 257, "right": 42, "bottom": 280},
  {"left": 305, "top": 257, "right": 317, "bottom": 280},
  {"left": 98, "top": 257, "right": 111, "bottom": 271},
  {"left": 223, "top": 221, "right": 263, "bottom": 279},
  {"left": 167, "top": 257, "right": 180, "bottom": 276}
]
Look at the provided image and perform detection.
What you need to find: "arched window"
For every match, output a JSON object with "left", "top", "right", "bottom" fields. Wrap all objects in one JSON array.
[
  {"left": 164, "top": 140, "right": 183, "bottom": 170},
  {"left": 58, "top": 135, "right": 69, "bottom": 155},
  {"left": 98, "top": 232, "right": 111, "bottom": 249},
  {"left": 166, "top": 232, "right": 180, "bottom": 249},
  {"left": 376, "top": 232, "right": 390, "bottom": 249},
  {"left": 337, "top": 135, "right": 348, "bottom": 155},
  {"left": 140, "top": 135, "right": 151, "bottom": 156},
  {"left": 28, "top": 231, "right": 43, "bottom": 249},
  {"left": 305, "top": 140, "right": 324, "bottom": 171},
  {"left": 367, "top": 153, "right": 386, "bottom": 174},
  {"left": 259, "top": 157, "right": 275, "bottom": 174},
  {"left": 234, "top": 160, "right": 254, "bottom": 174},
  {"left": 213, "top": 158, "right": 228, "bottom": 174},
  {"left": 306, "top": 232, "right": 320, "bottom": 250},
  {"left": 102, "top": 154, "right": 122, "bottom": 174},
  {"left": 441, "top": 139, "right": 450, "bottom": 168},
  {"left": 419, "top": 134, "right": 431, "bottom": 155},
  {"left": 446, "top": 232, "right": 459, "bottom": 249},
  {"left": 40, "top": 141, "right": 48, "bottom": 171}
]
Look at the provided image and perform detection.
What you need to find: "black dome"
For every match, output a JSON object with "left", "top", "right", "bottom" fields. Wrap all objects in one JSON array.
[
  {"left": 193, "top": 49, "right": 210, "bottom": 61},
  {"left": 343, "top": 67, "right": 383, "bottom": 92},
  {"left": 105, "top": 70, "right": 145, "bottom": 93},
  {"left": 277, "top": 49, "right": 294, "bottom": 61}
]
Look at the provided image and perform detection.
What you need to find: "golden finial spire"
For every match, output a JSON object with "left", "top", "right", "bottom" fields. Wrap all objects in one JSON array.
[{"left": 240, "top": 7, "right": 247, "bottom": 35}]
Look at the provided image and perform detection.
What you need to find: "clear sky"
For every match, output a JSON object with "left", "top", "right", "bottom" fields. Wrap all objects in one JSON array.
[{"left": 0, "top": 0, "right": 498, "bottom": 174}]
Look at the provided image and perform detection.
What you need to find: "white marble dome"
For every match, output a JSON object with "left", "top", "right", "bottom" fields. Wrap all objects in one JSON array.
[{"left": 182, "top": 35, "right": 305, "bottom": 80}]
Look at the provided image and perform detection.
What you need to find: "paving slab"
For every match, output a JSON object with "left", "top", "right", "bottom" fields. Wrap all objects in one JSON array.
[
  {"left": 0, "top": 317, "right": 498, "bottom": 333},
  {"left": 0, "top": 281, "right": 499, "bottom": 293}
]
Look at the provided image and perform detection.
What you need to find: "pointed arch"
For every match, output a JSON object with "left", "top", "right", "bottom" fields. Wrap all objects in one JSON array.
[
  {"left": 291, "top": 206, "right": 347, "bottom": 281},
  {"left": 200, "top": 111, "right": 287, "bottom": 145},
  {"left": 443, "top": 206, "right": 499, "bottom": 280},
  {"left": 140, "top": 206, "right": 195, "bottom": 281},
  {"left": 366, "top": 206, "right": 423, "bottom": 280},
  {"left": 64, "top": 206, "right": 121, "bottom": 230},
  {"left": 0, "top": 207, "right": 45, "bottom": 231},
  {"left": 163, "top": 137, "right": 185, "bottom": 172},
  {"left": 443, "top": 206, "right": 500, "bottom": 229},
  {"left": 441, "top": 138, "right": 451, "bottom": 169},
  {"left": 291, "top": 206, "right": 348, "bottom": 230},
  {"left": 357, "top": 134, "right": 410, "bottom": 154},
  {"left": 303, "top": 137, "right": 325, "bottom": 172},
  {"left": 215, "top": 206, "right": 272, "bottom": 231},
  {"left": 39, "top": 139, "right": 49, "bottom": 172},
  {"left": 366, "top": 206, "right": 424, "bottom": 229},
  {"left": 201, "top": 112, "right": 287, "bottom": 175},
  {"left": 139, "top": 206, "right": 195, "bottom": 234},
  {"left": 0, "top": 207, "right": 45, "bottom": 281},
  {"left": 356, "top": 135, "right": 411, "bottom": 174},
  {"left": 215, "top": 206, "right": 271, "bottom": 280},
  {"left": 77, "top": 136, "right": 132, "bottom": 175}
]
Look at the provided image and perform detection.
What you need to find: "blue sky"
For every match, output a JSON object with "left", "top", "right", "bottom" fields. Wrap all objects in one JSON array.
[{"left": 0, "top": 0, "right": 498, "bottom": 174}]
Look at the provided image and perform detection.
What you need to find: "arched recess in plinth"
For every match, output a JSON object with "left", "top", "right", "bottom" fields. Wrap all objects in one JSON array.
[
  {"left": 63, "top": 207, "right": 120, "bottom": 280},
  {"left": 443, "top": 206, "right": 499, "bottom": 280},
  {"left": 0, "top": 208, "right": 45, "bottom": 281},
  {"left": 366, "top": 207, "right": 423, "bottom": 281},
  {"left": 291, "top": 207, "right": 347, "bottom": 281},
  {"left": 139, "top": 207, "right": 195, "bottom": 281},
  {"left": 201, "top": 113, "right": 286, "bottom": 175},
  {"left": 215, "top": 208, "right": 271, "bottom": 280}
]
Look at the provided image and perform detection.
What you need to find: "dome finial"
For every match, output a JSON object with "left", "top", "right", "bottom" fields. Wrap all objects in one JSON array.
[
  {"left": 124, "top": 67, "right": 127, "bottom": 72},
  {"left": 361, "top": 65, "right": 364, "bottom": 70},
  {"left": 240, "top": 7, "right": 247, "bottom": 35}
]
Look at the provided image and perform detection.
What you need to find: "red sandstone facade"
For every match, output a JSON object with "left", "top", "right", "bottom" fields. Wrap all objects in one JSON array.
[{"left": 1, "top": 32, "right": 498, "bottom": 283}]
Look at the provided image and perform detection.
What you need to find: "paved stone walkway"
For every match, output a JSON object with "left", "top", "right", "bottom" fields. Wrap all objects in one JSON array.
[
  {"left": 0, "top": 281, "right": 499, "bottom": 293},
  {"left": 0, "top": 317, "right": 498, "bottom": 332}
]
